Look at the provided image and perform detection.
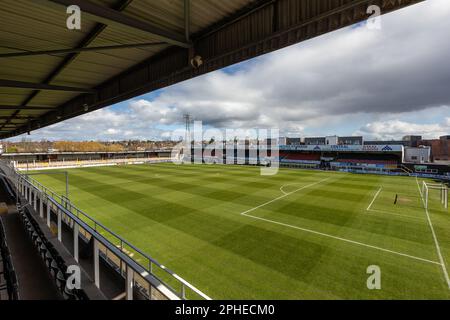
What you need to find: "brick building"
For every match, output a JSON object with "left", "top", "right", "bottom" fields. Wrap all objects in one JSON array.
[{"left": 419, "top": 135, "right": 450, "bottom": 161}]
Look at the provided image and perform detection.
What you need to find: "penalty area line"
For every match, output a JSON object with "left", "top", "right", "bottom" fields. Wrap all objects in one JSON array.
[
  {"left": 241, "top": 177, "right": 333, "bottom": 216},
  {"left": 416, "top": 176, "right": 450, "bottom": 290},
  {"left": 239, "top": 177, "right": 440, "bottom": 266},
  {"left": 367, "top": 187, "right": 382, "bottom": 211},
  {"left": 241, "top": 212, "right": 440, "bottom": 266},
  {"left": 368, "top": 208, "right": 425, "bottom": 221}
]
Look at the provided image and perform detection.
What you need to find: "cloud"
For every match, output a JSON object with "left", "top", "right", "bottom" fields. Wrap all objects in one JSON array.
[
  {"left": 118, "top": 0, "right": 450, "bottom": 138},
  {"left": 356, "top": 118, "right": 450, "bottom": 140},
  {"left": 13, "top": 0, "right": 450, "bottom": 141},
  {"left": 24, "top": 108, "right": 168, "bottom": 141}
]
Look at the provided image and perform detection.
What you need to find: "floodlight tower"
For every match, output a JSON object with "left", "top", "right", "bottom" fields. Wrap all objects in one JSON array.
[{"left": 183, "top": 114, "right": 191, "bottom": 143}]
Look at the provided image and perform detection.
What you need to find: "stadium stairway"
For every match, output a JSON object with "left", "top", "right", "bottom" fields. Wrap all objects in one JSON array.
[{"left": 399, "top": 164, "right": 414, "bottom": 175}]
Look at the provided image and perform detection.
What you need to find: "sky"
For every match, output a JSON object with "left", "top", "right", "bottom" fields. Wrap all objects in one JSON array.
[{"left": 12, "top": 0, "right": 450, "bottom": 142}]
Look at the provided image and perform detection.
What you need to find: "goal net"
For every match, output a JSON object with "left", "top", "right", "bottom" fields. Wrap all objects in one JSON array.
[{"left": 422, "top": 181, "right": 448, "bottom": 210}]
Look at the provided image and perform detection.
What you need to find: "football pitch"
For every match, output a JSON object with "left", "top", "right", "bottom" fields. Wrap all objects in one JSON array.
[{"left": 32, "top": 163, "right": 450, "bottom": 299}]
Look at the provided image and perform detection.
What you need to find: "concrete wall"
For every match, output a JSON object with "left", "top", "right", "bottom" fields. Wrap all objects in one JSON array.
[{"left": 404, "top": 147, "right": 431, "bottom": 163}]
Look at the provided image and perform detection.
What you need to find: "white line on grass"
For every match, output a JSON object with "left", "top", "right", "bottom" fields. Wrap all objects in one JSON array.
[
  {"left": 366, "top": 187, "right": 382, "bottom": 211},
  {"left": 240, "top": 176, "right": 441, "bottom": 266},
  {"left": 365, "top": 186, "right": 424, "bottom": 221},
  {"left": 242, "top": 177, "right": 333, "bottom": 216},
  {"left": 368, "top": 208, "right": 425, "bottom": 221},
  {"left": 279, "top": 182, "right": 309, "bottom": 195},
  {"left": 416, "top": 176, "right": 450, "bottom": 289}
]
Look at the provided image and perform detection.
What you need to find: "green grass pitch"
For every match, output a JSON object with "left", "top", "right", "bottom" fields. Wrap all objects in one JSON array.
[{"left": 32, "top": 163, "right": 450, "bottom": 299}]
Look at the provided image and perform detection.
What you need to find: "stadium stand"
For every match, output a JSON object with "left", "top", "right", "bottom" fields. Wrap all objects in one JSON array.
[
  {"left": 334, "top": 153, "right": 399, "bottom": 168},
  {"left": 336, "top": 153, "right": 400, "bottom": 162},
  {"left": 283, "top": 153, "right": 321, "bottom": 161},
  {"left": 336, "top": 159, "right": 398, "bottom": 165},
  {"left": 0, "top": 218, "right": 19, "bottom": 300},
  {"left": 0, "top": 161, "right": 205, "bottom": 300},
  {"left": 16, "top": 201, "right": 89, "bottom": 300}
]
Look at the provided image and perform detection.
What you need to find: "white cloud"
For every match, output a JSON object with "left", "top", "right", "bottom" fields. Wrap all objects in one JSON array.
[
  {"left": 356, "top": 118, "right": 450, "bottom": 140},
  {"left": 21, "top": 108, "right": 167, "bottom": 141}
]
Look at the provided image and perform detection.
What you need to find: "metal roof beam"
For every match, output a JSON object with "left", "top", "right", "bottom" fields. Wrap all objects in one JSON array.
[
  {"left": 184, "top": 0, "right": 190, "bottom": 42},
  {"left": 0, "top": 105, "right": 53, "bottom": 110},
  {"left": 0, "top": 42, "right": 166, "bottom": 58},
  {"left": 45, "top": 0, "right": 192, "bottom": 48},
  {"left": 0, "top": 79, "right": 96, "bottom": 93}
]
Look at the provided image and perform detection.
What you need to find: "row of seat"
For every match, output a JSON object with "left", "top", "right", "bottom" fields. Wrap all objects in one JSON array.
[
  {"left": 0, "top": 219, "right": 19, "bottom": 300},
  {"left": 17, "top": 202, "right": 89, "bottom": 300}
]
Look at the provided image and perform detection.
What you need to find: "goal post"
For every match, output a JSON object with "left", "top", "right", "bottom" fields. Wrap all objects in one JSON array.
[{"left": 422, "top": 181, "right": 448, "bottom": 210}]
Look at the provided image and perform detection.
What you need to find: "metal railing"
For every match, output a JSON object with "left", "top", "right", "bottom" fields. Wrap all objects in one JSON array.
[{"left": 1, "top": 161, "right": 211, "bottom": 300}]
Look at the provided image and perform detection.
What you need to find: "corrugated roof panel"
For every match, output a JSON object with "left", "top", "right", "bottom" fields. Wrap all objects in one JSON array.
[
  {"left": 0, "top": 55, "right": 66, "bottom": 83},
  {"left": 0, "top": 0, "right": 98, "bottom": 52},
  {"left": 90, "top": 23, "right": 170, "bottom": 46},
  {"left": 125, "top": 0, "right": 185, "bottom": 36},
  {"left": 28, "top": 91, "right": 79, "bottom": 107},
  {"left": 0, "top": 88, "right": 34, "bottom": 105},
  {"left": 4, "top": 109, "right": 46, "bottom": 117},
  {"left": 191, "top": 0, "right": 255, "bottom": 33},
  {"left": 53, "top": 48, "right": 157, "bottom": 87}
]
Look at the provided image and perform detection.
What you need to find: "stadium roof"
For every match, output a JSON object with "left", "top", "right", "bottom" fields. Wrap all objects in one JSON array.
[{"left": 0, "top": 0, "right": 422, "bottom": 139}]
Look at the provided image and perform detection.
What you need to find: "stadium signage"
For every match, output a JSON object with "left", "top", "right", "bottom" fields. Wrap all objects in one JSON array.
[
  {"left": 280, "top": 145, "right": 403, "bottom": 152},
  {"left": 330, "top": 145, "right": 351, "bottom": 150},
  {"left": 362, "top": 145, "right": 380, "bottom": 151}
]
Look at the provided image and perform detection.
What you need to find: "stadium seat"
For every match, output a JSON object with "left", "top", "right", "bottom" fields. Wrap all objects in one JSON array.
[
  {"left": 55, "top": 270, "right": 66, "bottom": 292},
  {"left": 50, "top": 260, "right": 59, "bottom": 279},
  {"left": 0, "top": 225, "right": 19, "bottom": 301},
  {"left": 63, "top": 286, "right": 76, "bottom": 300},
  {"left": 44, "top": 250, "right": 53, "bottom": 267},
  {"left": 39, "top": 243, "right": 47, "bottom": 260},
  {"left": 31, "top": 231, "right": 39, "bottom": 243}
]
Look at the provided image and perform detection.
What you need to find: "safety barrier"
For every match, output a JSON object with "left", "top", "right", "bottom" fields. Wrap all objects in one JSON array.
[{"left": 0, "top": 161, "right": 211, "bottom": 300}]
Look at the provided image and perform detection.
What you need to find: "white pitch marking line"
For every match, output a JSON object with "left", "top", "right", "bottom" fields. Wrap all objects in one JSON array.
[
  {"left": 416, "top": 177, "right": 450, "bottom": 289},
  {"left": 239, "top": 177, "right": 441, "bottom": 266},
  {"left": 242, "top": 177, "right": 333, "bottom": 216},
  {"left": 368, "top": 208, "right": 425, "bottom": 221},
  {"left": 367, "top": 187, "right": 382, "bottom": 211},
  {"left": 279, "top": 182, "right": 306, "bottom": 195}
]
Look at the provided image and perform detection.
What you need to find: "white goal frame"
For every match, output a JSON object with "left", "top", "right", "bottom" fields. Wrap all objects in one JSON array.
[{"left": 422, "top": 181, "right": 448, "bottom": 210}]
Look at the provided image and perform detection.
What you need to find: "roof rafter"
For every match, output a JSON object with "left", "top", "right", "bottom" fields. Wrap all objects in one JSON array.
[{"left": 43, "top": 0, "right": 192, "bottom": 48}]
